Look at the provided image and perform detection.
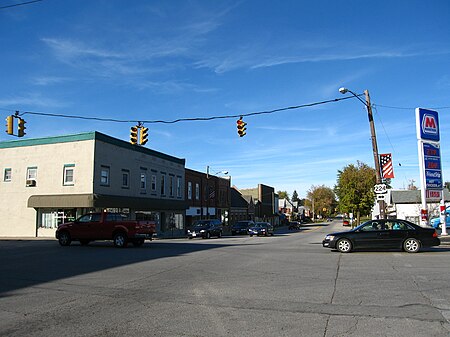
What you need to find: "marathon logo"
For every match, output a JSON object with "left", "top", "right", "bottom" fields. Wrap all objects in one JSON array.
[{"left": 422, "top": 114, "right": 438, "bottom": 135}]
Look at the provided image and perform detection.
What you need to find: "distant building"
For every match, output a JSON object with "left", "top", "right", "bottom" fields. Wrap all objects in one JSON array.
[
  {"left": 240, "top": 184, "right": 279, "bottom": 225},
  {"left": 230, "top": 187, "right": 255, "bottom": 225},
  {"left": 373, "top": 189, "right": 450, "bottom": 224},
  {"left": 0, "top": 132, "right": 186, "bottom": 237},
  {"left": 185, "top": 168, "right": 231, "bottom": 227}
]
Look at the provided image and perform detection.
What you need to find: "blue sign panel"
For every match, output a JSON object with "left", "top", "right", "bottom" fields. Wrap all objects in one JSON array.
[
  {"left": 423, "top": 142, "right": 443, "bottom": 189},
  {"left": 418, "top": 108, "right": 440, "bottom": 141}
]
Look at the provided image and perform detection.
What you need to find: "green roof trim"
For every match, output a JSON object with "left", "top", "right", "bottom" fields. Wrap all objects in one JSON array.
[{"left": 0, "top": 131, "right": 185, "bottom": 165}]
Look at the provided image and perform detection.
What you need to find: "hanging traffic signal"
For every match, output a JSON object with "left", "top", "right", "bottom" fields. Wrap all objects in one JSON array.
[
  {"left": 17, "top": 118, "right": 26, "bottom": 137},
  {"left": 140, "top": 126, "right": 149, "bottom": 146},
  {"left": 236, "top": 117, "right": 247, "bottom": 137},
  {"left": 130, "top": 126, "right": 139, "bottom": 145},
  {"left": 5, "top": 115, "right": 14, "bottom": 135}
]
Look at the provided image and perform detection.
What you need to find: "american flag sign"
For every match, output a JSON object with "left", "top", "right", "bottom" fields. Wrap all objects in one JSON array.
[{"left": 380, "top": 153, "right": 394, "bottom": 179}]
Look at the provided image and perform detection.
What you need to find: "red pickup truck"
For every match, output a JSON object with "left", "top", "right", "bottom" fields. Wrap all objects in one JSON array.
[{"left": 56, "top": 212, "right": 156, "bottom": 248}]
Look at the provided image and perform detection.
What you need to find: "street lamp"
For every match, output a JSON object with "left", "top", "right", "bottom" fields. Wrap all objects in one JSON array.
[
  {"left": 339, "top": 87, "right": 386, "bottom": 219},
  {"left": 206, "top": 166, "right": 229, "bottom": 219}
]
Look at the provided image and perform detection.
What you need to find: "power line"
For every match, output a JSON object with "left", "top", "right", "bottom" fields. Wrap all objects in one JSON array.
[
  {"left": 0, "top": 0, "right": 44, "bottom": 10},
  {"left": 18, "top": 95, "right": 357, "bottom": 124},
  {"left": 373, "top": 104, "right": 450, "bottom": 110}
]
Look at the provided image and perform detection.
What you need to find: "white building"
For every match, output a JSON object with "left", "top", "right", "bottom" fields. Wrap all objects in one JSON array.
[
  {"left": 373, "top": 189, "right": 450, "bottom": 224},
  {"left": 0, "top": 132, "right": 186, "bottom": 237}
]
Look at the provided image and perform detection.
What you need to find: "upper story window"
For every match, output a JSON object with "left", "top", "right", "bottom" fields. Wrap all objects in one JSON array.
[
  {"left": 195, "top": 183, "right": 200, "bottom": 200},
  {"left": 27, "top": 167, "right": 37, "bottom": 180},
  {"left": 188, "top": 182, "right": 192, "bottom": 200},
  {"left": 177, "top": 177, "right": 182, "bottom": 198},
  {"left": 4, "top": 168, "right": 12, "bottom": 182},
  {"left": 140, "top": 173, "right": 147, "bottom": 191},
  {"left": 169, "top": 175, "right": 174, "bottom": 197},
  {"left": 100, "top": 166, "right": 110, "bottom": 186},
  {"left": 161, "top": 174, "right": 166, "bottom": 195},
  {"left": 151, "top": 174, "right": 157, "bottom": 192},
  {"left": 63, "top": 164, "right": 75, "bottom": 186},
  {"left": 122, "top": 169, "right": 130, "bottom": 188}
]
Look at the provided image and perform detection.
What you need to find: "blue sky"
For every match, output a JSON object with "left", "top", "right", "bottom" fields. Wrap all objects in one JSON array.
[{"left": 1, "top": 0, "right": 450, "bottom": 198}]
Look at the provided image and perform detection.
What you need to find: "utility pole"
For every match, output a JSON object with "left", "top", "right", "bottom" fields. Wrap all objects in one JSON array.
[{"left": 364, "top": 90, "right": 386, "bottom": 219}]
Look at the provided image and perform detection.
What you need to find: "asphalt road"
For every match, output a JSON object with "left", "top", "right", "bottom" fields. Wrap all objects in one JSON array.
[{"left": 1, "top": 221, "right": 449, "bottom": 337}]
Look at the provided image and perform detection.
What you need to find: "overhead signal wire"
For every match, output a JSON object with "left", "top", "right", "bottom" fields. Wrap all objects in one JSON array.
[
  {"left": 18, "top": 95, "right": 361, "bottom": 124},
  {"left": 0, "top": 0, "right": 45, "bottom": 10}
]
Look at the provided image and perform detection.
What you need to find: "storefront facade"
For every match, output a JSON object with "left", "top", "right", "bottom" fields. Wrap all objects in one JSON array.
[{"left": 0, "top": 132, "right": 186, "bottom": 237}]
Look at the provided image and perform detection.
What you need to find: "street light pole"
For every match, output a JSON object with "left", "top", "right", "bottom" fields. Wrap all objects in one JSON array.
[{"left": 339, "top": 88, "right": 386, "bottom": 219}]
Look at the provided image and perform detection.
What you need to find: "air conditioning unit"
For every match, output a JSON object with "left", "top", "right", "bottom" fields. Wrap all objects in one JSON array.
[{"left": 26, "top": 179, "right": 36, "bottom": 187}]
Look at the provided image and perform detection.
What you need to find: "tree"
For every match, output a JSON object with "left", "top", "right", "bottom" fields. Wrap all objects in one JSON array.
[
  {"left": 334, "top": 161, "right": 376, "bottom": 226},
  {"left": 305, "top": 185, "right": 337, "bottom": 220},
  {"left": 277, "top": 191, "right": 290, "bottom": 201},
  {"left": 292, "top": 190, "right": 299, "bottom": 203}
]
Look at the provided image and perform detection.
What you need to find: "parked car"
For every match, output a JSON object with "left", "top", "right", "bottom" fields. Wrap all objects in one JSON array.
[
  {"left": 187, "top": 219, "right": 223, "bottom": 239},
  {"left": 231, "top": 221, "right": 254, "bottom": 235},
  {"left": 248, "top": 222, "right": 274, "bottom": 237},
  {"left": 429, "top": 207, "right": 450, "bottom": 229},
  {"left": 288, "top": 221, "right": 301, "bottom": 230},
  {"left": 322, "top": 219, "right": 440, "bottom": 253},
  {"left": 56, "top": 212, "right": 156, "bottom": 248}
]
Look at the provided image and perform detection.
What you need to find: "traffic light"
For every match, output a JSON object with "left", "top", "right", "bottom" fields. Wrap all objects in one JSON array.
[
  {"left": 140, "top": 127, "right": 148, "bottom": 146},
  {"left": 236, "top": 117, "right": 247, "bottom": 137},
  {"left": 130, "top": 126, "right": 139, "bottom": 145},
  {"left": 5, "top": 115, "right": 14, "bottom": 135},
  {"left": 17, "top": 118, "right": 26, "bottom": 137}
]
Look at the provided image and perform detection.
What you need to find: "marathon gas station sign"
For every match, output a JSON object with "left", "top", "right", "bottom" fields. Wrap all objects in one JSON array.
[{"left": 416, "top": 108, "right": 443, "bottom": 222}]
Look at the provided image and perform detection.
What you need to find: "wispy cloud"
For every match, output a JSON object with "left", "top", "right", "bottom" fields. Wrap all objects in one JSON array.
[{"left": 0, "top": 94, "right": 68, "bottom": 108}]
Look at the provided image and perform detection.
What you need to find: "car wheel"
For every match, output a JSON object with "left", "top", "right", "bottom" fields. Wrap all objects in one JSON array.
[
  {"left": 79, "top": 239, "right": 90, "bottom": 246},
  {"left": 58, "top": 231, "right": 71, "bottom": 246},
  {"left": 218, "top": 231, "right": 222, "bottom": 238},
  {"left": 336, "top": 238, "right": 352, "bottom": 253},
  {"left": 113, "top": 232, "right": 128, "bottom": 248},
  {"left": 403, "top": 238, "right": 420, "bottom": 253},
  {"left": 206, "top": 232, "right": 211, "bottom": 239}
]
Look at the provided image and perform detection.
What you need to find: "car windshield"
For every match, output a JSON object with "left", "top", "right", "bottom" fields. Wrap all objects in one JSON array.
[
  {"left": 354, "top": 220, "right": 372, "bottom": 231},
  {"left": 192, "top": 221, "right": 210, "bottom": 228}
]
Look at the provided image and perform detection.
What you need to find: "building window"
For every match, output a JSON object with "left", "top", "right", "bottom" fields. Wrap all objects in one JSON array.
[
  {"left": 4, "top": 168, "right": 12, "bottom": 182},
  {"left": 63, "top": 164, "right": 75, "bottom": 186},
  {"left": 140, "top": 173, "right": 147, "bottom": 191},
  {"left": 195, "top": 183, "right": 200, "bottom": 200},
  {"left": 177, "top": 177, "right": 182, "bottom": 198},
  {"left": 161, "top": 174, "right": 166, "bottom": 195},
  {"left": 122, "top": 169, "right": 130, "bottom": 188},
  {"left": 188, "top": 182, "right": 192, "bottom": 200},
  {"left": 151, "top": 174, "right": 157, "bottom": 192},
  {"left": 27, "top": 167, "right": 37, "bottom": 180},
  {"left": 169, "top": 176, "right": 174, "bottom": 197},
  {"left": 100, "top": 166, "right": 110, "bottom": 186}
]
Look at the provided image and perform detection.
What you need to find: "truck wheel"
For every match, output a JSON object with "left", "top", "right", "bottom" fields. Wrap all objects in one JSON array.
[
  {"left": 132, "top": 239, "right": 145, "bottom": 247},
  {"left": 113, "top": 232, "right": 128, "bottom": 248},
  {"left": 58, "top": 231, "right": 71, "bottom": 246}
]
